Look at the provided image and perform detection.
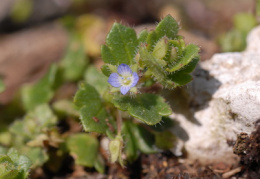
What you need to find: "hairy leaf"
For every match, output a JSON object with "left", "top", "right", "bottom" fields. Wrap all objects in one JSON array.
[
  {"left": 101, "top": 23, "right": 138, "bottom": 65},
  {"left": 113, "top": 94, "right": 172, "bottom": 125},
  {"left": 147, "top": 15, "right": 179, "bottom": 51},
  {"left": 74, "top": 83, "right": 113, "bottom": 133},
  {"left": 167, "top": 44, "right": 199, "bottom": 72}
]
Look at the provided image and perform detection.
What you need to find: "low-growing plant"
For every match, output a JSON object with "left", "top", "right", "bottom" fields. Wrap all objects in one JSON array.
[
  {"left": 73, "top": 15, "right": 200, "bottom": 165},
  {"left": 219, "top": 13, "right": 257, "bottom": 52},
  {"left": 0, "top": 15, "right": 199, "bottom": 174},
  {"left": 0, "top": 148, "right": 32, "bottom": 179}
]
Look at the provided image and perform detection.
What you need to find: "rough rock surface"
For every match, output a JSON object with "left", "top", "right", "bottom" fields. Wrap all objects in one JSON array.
[{"left": 171, "top": 26, "right": 260, "bottom": 164}]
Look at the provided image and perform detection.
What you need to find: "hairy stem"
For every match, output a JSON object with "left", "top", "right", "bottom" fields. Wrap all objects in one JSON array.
[{"left": 116, "top": 109, "right": 122, "bottom": 135}]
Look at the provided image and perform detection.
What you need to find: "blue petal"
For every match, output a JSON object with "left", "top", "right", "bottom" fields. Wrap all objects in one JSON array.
[
  {"left": 120, "top": 86, "right": 131, "bottom": 95},
  {"left": 108, "top": 73, "right": 121, "bottom": 87},
  {"left": 130, "top": 72, "right": 139, "bottom": 87},
  {"left": 117, "top": 64, "right": 132, "bottom": 76}
]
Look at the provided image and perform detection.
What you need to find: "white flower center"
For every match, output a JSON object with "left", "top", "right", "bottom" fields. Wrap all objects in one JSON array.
[{"left": 121, "top": 76, "right": 132, "bottom": 86}]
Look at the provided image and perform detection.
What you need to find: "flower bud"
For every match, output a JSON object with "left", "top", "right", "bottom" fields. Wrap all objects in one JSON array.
[
  {"left": 109, "top": 135, "right": 123, "bottom": 163},
  {"left": 152, "top": 37, "right": 168, "bottom": 60}
]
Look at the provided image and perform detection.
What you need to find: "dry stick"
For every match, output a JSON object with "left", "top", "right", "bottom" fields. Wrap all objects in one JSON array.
[{"left": 222, "top": 167, "right": 242, "bottom": 179}]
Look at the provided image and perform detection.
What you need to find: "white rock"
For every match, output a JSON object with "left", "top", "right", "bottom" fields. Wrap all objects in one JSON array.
[{"left": 171, "top": 26, "right": 260, "bottom": 164}]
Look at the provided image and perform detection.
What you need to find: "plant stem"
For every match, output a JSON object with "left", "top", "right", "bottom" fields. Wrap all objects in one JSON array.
[{"left": 116, "top": 109, "right": 122, "bottom": 135}]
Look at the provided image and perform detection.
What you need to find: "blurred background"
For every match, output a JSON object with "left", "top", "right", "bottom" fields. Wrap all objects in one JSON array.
[
  {"left": 0, "top": 0, "right": 258, "bottom": 104},
  {"left": 0, "top": 0, "right": 259, "bottom": 178}
]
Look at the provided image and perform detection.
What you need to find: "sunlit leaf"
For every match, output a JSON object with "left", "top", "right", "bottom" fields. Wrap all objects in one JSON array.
[
  {"left": 101, "top": 23, "right": 138, "bottom": 65},
  {"left": 147, "top": 15, "right": 179, "bottom": 51},
  {"left": 84, "top": 66, "right": 108, "bottom": 96},
  {"left": 74, "top": 83, "right": 113, "bottom": 133},
  {"left": 113, "top": 94, "right": 172, "bottom": 125},
  {"left": 167, "top": 44, "right": 199, "bottom": 72}
]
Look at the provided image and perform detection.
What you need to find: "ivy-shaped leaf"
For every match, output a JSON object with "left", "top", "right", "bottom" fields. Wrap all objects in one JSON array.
[
  {"left": 113, "top": 94, "right": 172, "bottom": 125},
  {"left": 101, "top": 23, "right": 138, "bottom": 65},
  {"left": 66, "top": 133, "right": 99, "bottom": 167},
  {"left": 74, "top": 83, "right": 113, "bottom": 133}
]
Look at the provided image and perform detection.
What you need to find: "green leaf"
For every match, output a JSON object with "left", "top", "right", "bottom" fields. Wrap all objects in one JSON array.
[
  {"left": 0, "top": 155, "right": 13, "bottom": 165},
  {"left": 25, "top": 104, "right": 57, "bottom": 129},
  {"left": 7, "top": 148, "right": 19, "bottom": 164},
  {"left": 0, "top": 148, "right": 32, "bottom": 179},
  {"left": 101, "top": 23, "right": 138, "bottom": 65},
  {"left": 0, "top": 170, "right": 19, "bottom": 179},
  {"left": 138, "top": 30, "right": 148, "bottom": 44},
  {"left": 152, "top": 37, "right": 169, "bottom": 61},
  {"left": 167, "top": 44, "right": 199, "bottom": 72},
  {"left": 84, "top": 66, "right": 108, "bottom": 96},
  {"left": 147, "top": 15, "right": 179, "bottom": 51},
  {"left": 167, "top": 56, "right": 199, "bottom": 86},
  {"left": 24, "top": 147, "right": 48, "bottom": 168},
  {"left": 52, "top": 99, "right": 79, "bottom": 117},
  {"left": 9, "top": 104, "right": 57, "bottom": 142},
  {"left": 0, "top": 147, "right": 7, "bottom": 155},
  {"left": 150, "top": 117, "right": 174, "bottom": 132},
  {"left": 234, "top": 13, "right": 257, "bottom": 33},
  {"left": 131, "top": 124, "right": 156, "bottom": 154},
  {"left": 257, "top": 0, "right": 260, "bottom": 17},
  {"left": 167, "top": 72, "right": 193, "bottom": 86},
  {"left": 74, "top": 83, "right": 113, "bottom": 133},
  {"left": 100, "top": 64, "right": 117, "bottom": 77},
  {"left": 122, "top": 121, "right": 157, "bottom": 162},
  {"left": 16, "top": 155, "right": 32, "bottom": 179},
  {"left": 139, "top": 45, "right": 167, "bottom": 83},
  {"left": 122, "top": 121, "right": 139, "bottom": 162},
  {"left": 60, "top": 35, "right": 88, "bottom": 81},
  {"left": 155, "top": 130, "right": 176, "bottom": 150},
  {"left": 156, "top": 15, "right": 179, "bottom": 40},
  {"left": 94, "top": 155, "right": 105, "bottom": 174},
  {"left": 113, "top": 94, "right": 172, "bottom": 125},
  {"left": 18, "top": 155, "right": 32, "bottom": 172},
  {"left": 0, "top": 79, "right": 5, "bottom": 93},
  {"left": 21, "top": 64, "right": 58, "bottom": 111},
  {"left": 219, "top": 29, "right": 246, "bottom": 52},
  {"left": 66, "top": 133, "right": 99, "bottom": 167}
]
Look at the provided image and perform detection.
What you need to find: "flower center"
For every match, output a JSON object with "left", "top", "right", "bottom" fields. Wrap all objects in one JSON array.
[{"left": 121, "top": 76, "right": 132, "bottom": 85}]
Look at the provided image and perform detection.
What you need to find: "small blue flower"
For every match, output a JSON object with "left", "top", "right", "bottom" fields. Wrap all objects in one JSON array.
[{"left": 108, "top": 64, "right": 139, "bottom": 95}]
